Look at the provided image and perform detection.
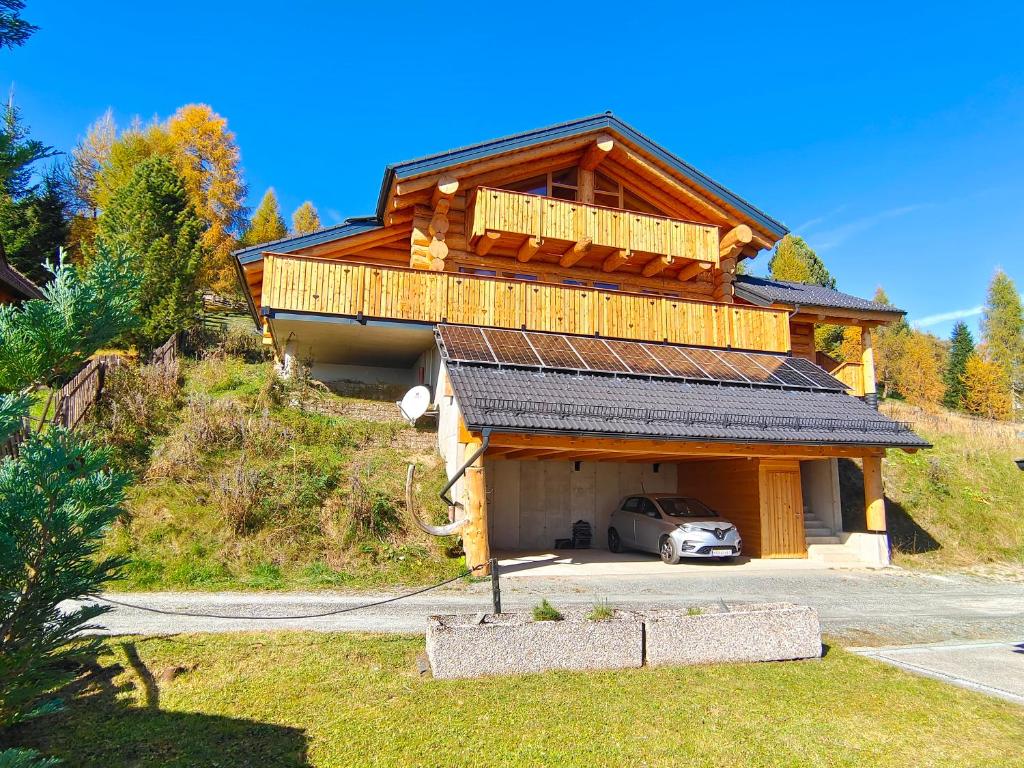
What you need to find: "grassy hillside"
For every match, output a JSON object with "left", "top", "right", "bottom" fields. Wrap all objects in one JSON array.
[
  {"left": 86, "top": 349, "right": 464, "bottom": 591},
  {"left": 841, "top": 401, "right": 1024, "bottom": 573}
]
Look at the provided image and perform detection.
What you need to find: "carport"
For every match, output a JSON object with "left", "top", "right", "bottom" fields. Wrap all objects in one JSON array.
[{"left": 432, "top": 325, "right": 928, "bottom": 573}]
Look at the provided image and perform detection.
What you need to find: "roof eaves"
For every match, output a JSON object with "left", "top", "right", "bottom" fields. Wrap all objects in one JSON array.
[
  {"left": 0, "top": 262, "right": 43, "bottom": 300},
  {"left": 734, "top": 275, "right": 906, "bottom": 316},
  {"left": 374, "top": 113, "right": 789, "bottom": 238},
  {"left": 233, "top": 217, "right": 382, "bottom": 265}
]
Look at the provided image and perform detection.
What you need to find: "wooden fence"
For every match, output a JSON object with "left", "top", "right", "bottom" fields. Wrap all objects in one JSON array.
[{"left": 0, "top": 332, "right": 179, "bottom": 459}]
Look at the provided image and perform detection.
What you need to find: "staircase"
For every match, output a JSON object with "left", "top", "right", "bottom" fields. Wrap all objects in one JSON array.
[{"left": 803, "top": 511, "right": 864, "bottom": 566}]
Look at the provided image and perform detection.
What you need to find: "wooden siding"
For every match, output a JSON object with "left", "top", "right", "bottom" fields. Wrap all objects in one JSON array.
[
  {"left": 790, "top": 321, "right": 815, "bottom": 361},
  {"left": 677, "top": 459, "right": 764, "bottom": 557},
  {"left": 469, "top": 187, "right": 720, "bottom": 265},
  {"left": 831, "top": 361, "right": 865, "bottom": 397},
  {"left": 262, "top": 253, "right": 791, "bottom": 352}
]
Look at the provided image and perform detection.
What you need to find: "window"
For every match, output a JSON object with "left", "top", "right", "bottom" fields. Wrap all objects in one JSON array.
[
  {"left": 621, "top": 497, "right": 642, "bottom": 513},
  {"left": 637, "top": 499, "right": 661, "bottom": 518},
  {"left": 592, "top": 281, "right": 620, "bottom": 292},
  {"left": 657, "top": 497, "right": 719, "bottom": 518},
  {"left": 594, "top": 171, "right": 663, "bottom": 214},
  {"left": 501, "top": 167, "right": 579, "bottom": 201},
  {"left": 459, "top": 267, "right": 496, "bottom": 277}
]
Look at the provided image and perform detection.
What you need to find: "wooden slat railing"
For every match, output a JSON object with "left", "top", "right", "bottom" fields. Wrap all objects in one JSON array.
[
  {"left": 468, "top": 187, "right": 720, "bottom": 265},
  {"left": 262, "top": 254, "right": 791, "bottom": 352},
  {"left": 831, "top": 361, "right": 865, "bottom": 397}
]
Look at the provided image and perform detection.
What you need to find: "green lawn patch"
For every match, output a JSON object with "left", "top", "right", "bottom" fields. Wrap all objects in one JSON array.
[{"left": 7, "top": 633, "right": 1022, "bottom": 767}]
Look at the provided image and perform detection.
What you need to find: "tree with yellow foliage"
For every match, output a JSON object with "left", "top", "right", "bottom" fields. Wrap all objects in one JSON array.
[
  {"left": 895, "top": 331, "right": 946, "bottom": 408},
  {"left": 291, "top": 201, "right": 320, "bottom": 234},
  {"left": 962, "top": 353, "right": 1013, "bottom": 420},
  {"left": 164, "top": 105, "right": 247, "bottom": 294},
  {"left": 240, "top": 189, "right": 287, "bottom": 247},
  {"left": 836, "top": 326, "right": 862, "bottom": 363}
]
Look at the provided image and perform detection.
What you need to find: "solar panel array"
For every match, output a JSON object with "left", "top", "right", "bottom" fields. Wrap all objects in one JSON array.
[{"left": 437, "top": 324, "right": 848, "bottom": 392}]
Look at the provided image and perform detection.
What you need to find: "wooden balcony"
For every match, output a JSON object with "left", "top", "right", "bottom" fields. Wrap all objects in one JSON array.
[
  {"left": 468, "top": 187, "right": 720, "bottom": 268},
  {"left": 262, "top": 254, "right": 791, "bottom": 352},
  {"left": 831, "top": 361, "right": 865, "bottom": 396}
]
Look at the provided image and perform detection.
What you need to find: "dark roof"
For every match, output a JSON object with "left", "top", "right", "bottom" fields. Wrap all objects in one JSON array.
[
  {"left": 378, "top": 113, "right": 788, "bottom": 238},
  {"left": 734, "top": 275, "right": 904, "bottom": 315},
  {"left": 0, "top": 254, "right": 43, "bottom": 300},
  {"left": 233, "top": 217, "right": 382, "bottom": 265},
  {"left": 447, "top": 364, "right": 928, "bottom": 449}
]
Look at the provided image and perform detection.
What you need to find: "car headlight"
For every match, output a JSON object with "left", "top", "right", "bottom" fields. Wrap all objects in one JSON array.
[{"left": 678, "top": 523, "right": 696, "bottom": 532}]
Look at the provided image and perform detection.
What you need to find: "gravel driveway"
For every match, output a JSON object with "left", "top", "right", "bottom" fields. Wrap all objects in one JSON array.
[{"left": 72, "top": 568, "right": 1024, "bottom": 645}]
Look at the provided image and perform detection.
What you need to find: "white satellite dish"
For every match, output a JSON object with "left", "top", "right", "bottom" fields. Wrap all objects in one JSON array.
[{"left": 398, "top": 385, "right": 431, "bottom": 423}]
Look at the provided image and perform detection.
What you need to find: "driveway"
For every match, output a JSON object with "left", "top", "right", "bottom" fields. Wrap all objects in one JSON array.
[
  {"left": 854, "top": 641, "right": 1024, "bottom": 705},
  {"left": 72, "top": 568, "right": 1024, "bottom": 645}
]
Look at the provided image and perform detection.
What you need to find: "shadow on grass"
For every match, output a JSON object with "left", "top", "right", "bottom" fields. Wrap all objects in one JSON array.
[
  {"left": 2, "top": 642, "right": 310, "bottom": 768},
  {"left": 837, "top": 458, "right": 940, "bottom": 555}
]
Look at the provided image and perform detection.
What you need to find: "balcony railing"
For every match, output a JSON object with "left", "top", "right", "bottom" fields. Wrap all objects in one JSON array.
[
  {"left": 831, "top": 362, "right": 865, "bottom": 396},
  {"left": 468, "top": 187, "right": 720, "bottom": 265},
  {"left": 262, "top": 254, "right": 791, "bottom": 352}
]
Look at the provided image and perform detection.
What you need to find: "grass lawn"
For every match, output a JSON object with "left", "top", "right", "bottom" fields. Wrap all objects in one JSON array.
[{"left": 8, "top": 633, "right": 1023, "bottom": 767}]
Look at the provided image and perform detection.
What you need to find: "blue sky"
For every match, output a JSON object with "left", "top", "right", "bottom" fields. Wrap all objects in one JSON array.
[{"left": 4, "top": 1, "right": 1023, "bottom": 339}]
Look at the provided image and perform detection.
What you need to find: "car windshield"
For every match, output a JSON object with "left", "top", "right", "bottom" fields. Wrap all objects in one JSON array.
[{"left": 656, "top": 497, "right": 718, "bottom": 518}]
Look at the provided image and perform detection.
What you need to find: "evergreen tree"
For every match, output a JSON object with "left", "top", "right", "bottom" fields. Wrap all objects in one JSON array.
[
  {"left": 942, "top": 321, "right": 974, "bottom": 409},
  {"left": 96, "top": 156, "right": 205, "bottom": 350},
  {"left": 0, "top": 246, "right": 138, "bottom": 766},
  {"left": 291, "top": 200, "right": 320, "bottom": 234},
  {"left": 241, "top": 188, "right": 287, "bottom": 246},
  {"left": 0, "top": 170, "right": 70, "bottom": 283},
  {"left": 962, "top": 353, "right": 1013, "bottom": 420},
  {"left": 0, "top": 0, "right": 37, "bottom": 49},
  {"left": 980, "top": 269, "right": 1024, "bottom": 408},
  {"left": 768, "top": 234, "right": 836, "bottom": 288},
  {"left": 0, "top": 103, "right": 56, "bottom": 200}
]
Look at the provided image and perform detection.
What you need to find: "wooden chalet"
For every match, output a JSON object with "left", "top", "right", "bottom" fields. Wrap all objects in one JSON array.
[{"left": 235, "top": 114, "right": 926, "bottom": 572}]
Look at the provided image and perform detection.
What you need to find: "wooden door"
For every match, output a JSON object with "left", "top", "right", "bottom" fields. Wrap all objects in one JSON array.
[{"left": 758, "top": 460, "right": 807, "bottom": 558}]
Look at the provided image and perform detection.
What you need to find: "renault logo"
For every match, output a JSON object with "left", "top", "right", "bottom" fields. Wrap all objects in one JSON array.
[{"left": 713, "top": 528, "right": 726, "bottom": 540}]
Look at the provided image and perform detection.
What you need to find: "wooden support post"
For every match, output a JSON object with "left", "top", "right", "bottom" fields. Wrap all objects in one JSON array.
[
  {"left": 861, "top": 327, "right": 878, "bottom": 408},
  {"left": 517, "top": 236, "right": 542, "bottom": 263},
  {"left": 475, "top": 230, "right": 501, "bottom": 256},
  {"left": 713, "top": 256, "right": 736, "bottom": 303},
  {"left": 431, "top": 174, "right": 459, "bottom": 214},
  {"left": 559, "top": 237, "right": 592, "bottom": 268},
  {"left": 862, "top": 454, "right": 887, "bottom": 532},
  {"left": 676, "top": 260, "right": 711, "bottom": 282},
  {"left": 602, "top": 248, "right": 630, "bottom": 273},
  {"left": 462, "top": 436, "right": 490, "bottom": 574}
]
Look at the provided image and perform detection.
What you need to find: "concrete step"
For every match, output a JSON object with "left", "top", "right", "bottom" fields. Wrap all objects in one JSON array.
[
  {"left": 806, "top": 543, "right": 866, "bottom": 566},
  {"left": 805, "top": 527, "right": 834, "bottom": 537},
  {"left": 806, "top": 535, "right": 842, "bottom": 545}
]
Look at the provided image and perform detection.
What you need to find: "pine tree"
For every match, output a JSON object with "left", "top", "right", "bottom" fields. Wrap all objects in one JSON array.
[
  {"left": 96, "top": 156, "right": 205, "bottom": 350},
  {"left": 962, "top": 353, "right": 1013, "bottom": 420},
  {"left": 242, "top": 188, "right": 287, "bottom": 246},
  {"left": 0, "top": 170, "right": 70, "bottom": 283},
  {"left": 768, "top": 234, "right": 836, "bottom": 288},
  {"left": 980, "top": 269, "right": 1024, "bottom": 408},
  {"left": 291, "top": 201, "right": 320, "bottom": 234},
  {"left": 0, "top": 0, "right": 37, "bottom": 49},
  {"left": 942, "top": 321, "right": 975, "bottom": 409},
  {"left": 895, "top": 330, "right": 947, "bottom": 408}
]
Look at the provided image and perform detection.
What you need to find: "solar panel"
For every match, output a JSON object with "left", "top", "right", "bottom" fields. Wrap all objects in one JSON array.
[
  {"left": 605, "top": 340, "right": 670, "bottom": 375},
  {"left": 484, "top": 328, "right": 542, "bottom": 366},
  {"left": 438, "top": 325, "right": 495, "bottom": 363},
  {"left": 643, "top": 343, "right": 712, "bottom": 379},
  {"left": 784, "top": 356, "right": 848, "bottom": 391},
  {"left": 754, "top": 355, "right": 816, "bottom": 387},
  {"left": 435, "top": 324, "right": 850, "bottom": 393},
  {"left": 566, "top": 337, "right": 630, "bottom": 373},
  {"left": 530, "top": 332, "right": 588, "bottom": 369},
  {"left": 683, "top": 348, "right": 747, "bottom": 383}
]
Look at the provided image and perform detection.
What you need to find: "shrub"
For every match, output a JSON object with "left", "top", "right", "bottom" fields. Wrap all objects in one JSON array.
[
  {"left": 210, "top": 459, "right": 271, "bottom": 534},
  {"left": 345, "top": 460, "right": 404, "bottom": 542},
  {"left": 220, "top": 326, "right": 271, "bottom": 363},
  {"left": 532, "top": 599, "right": 563, "bottom": 622}
]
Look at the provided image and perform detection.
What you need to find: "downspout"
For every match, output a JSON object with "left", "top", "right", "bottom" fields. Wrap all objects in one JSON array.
[{"left": 406, "top": 428, "right": 491, "bottom": 537}]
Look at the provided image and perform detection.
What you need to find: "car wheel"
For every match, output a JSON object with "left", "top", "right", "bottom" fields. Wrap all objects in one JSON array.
[
  {"left": 660, "top": 536, "right": 681, "bottom": 564},
  {"left": 608, "top": 528, "right": 623, "bottom": 553}
]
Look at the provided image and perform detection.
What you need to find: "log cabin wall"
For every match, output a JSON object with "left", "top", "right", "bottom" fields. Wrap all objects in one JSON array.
[{"left": 790, "top": 321, "right": 815, "bottom": 361}]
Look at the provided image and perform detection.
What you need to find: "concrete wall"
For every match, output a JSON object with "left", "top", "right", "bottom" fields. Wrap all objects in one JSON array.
[
  {"left": 487, "top": 459, "right": 677, "bottom": 550},
  {"left": 799, "top": 458, "right": 843, "bottom": 532}
]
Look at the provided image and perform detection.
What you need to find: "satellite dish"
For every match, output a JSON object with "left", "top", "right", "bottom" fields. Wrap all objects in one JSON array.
[{"left": 398, "top": 385, "right": 431, "bottom": 423}]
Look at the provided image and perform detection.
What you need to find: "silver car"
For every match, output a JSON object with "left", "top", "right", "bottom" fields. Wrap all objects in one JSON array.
[{"left": 607, "top": 494, "right": 742, "bottom": 563}]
